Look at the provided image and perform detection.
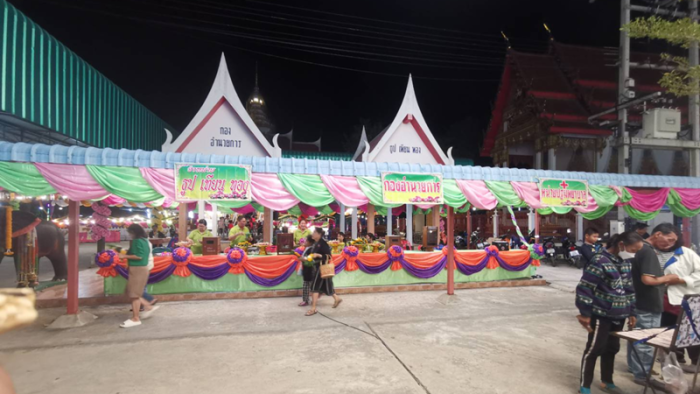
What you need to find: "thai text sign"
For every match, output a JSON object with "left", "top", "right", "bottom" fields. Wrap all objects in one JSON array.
[
  {"left": 382, "top": 172, "right": 443, "bottom": 205},
  {"left": 175, "top": 164, "right": 252, "bottom": 202},
  {"left": 539, "top": 179, "right": 589, "bottom": 208}
]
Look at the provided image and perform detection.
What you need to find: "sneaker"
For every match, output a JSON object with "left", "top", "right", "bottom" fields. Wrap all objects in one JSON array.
[
  {"left": 600, "top": 383, "right": 626, "bottom": 394},
  {"left": 141, "top": 305, "right": 160, "bottom": 319},
  {"left": 579, "top": 387, "right": 591, "bottom": 394},
  {"left": 682, "top": 364, "right": 699, "bottom": 373},
  {"left": 120, "top": 319, "right": 141, "bottom": 328}
]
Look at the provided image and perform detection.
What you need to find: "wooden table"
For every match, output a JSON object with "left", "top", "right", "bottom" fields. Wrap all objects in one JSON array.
[{"left": 614, "top": 327, "right": 700, "bottom": 394}]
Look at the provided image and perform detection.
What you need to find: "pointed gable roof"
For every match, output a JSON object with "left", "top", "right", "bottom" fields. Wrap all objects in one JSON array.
[
  {"left": 362, "top": 75, "right": 452, "bottom": 165},
  {"left": 351, "top": 126, "right": 369, "bottom": 161},
  {"left": 161, "top": 53, "right": 280, "bottom": 157}
]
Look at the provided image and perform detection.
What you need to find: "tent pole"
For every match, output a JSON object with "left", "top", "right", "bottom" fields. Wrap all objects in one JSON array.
[
  {"left": 447, "top": 206, "right": 455, "bottom": 295},
  {"left": 67, "top": 199, "right": 80, "bottom": 315}
]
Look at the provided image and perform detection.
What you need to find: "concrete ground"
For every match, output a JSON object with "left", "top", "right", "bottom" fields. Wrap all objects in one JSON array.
[{"left": 0, "top": 262, "right": 661, "bottom": 394}]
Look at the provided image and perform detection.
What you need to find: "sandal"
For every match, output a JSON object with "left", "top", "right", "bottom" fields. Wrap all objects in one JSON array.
[
  {"left": 333, "top": 298, "right": 343, "bottom": 309},
  {"left": 305, "top": 309, "right": 317, "bottom": 316}
]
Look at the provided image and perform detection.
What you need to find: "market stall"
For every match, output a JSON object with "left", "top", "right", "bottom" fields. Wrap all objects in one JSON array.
[{"left": 3, "top": 142, "right": 700, "bottom": 317}]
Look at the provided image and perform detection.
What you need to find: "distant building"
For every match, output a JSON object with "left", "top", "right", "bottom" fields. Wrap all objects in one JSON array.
[{"left": 482, "top": 41, "right": 689, "bottom": 176}]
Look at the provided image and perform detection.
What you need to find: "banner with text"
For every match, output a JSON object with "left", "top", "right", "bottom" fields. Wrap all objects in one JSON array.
[
  {"left": 175, "top": 164, "right": 252, "bottom": 202},
  {"left": 539, "top": 179, "right": 589, "bottom": 208},
  {"left": 382, "top": 172, "right": 443, "bottom": 205}
]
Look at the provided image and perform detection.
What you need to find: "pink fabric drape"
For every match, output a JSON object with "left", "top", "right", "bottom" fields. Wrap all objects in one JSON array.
[
  {"left": 510, "top": 182, "right": 542, "bottom": 209},
  {"left": 456, "top": 180, "right": 498, "bottom": 210},
  {"left": 625, "top": 187, "right": 670, "bottom": 212},
  {"left": 252, "top": 173, "right": 300, "bottom": 211},
  {"left": 34, "top": 163, "right": 109, "bottom": 200},
  {"left": 674, "top": 188, "right": 700, "bottom": 210},
  {"left": 320, "top": 175, "right": 369, "bottom": 208},
  {"left": 140, "top": 168, "right": 176, "bottom": 200},
  {"left": 573, "top": 193, "right": 600, "bottom": 214},
  {"left": 102, "top": 195, "right": 127, "bottom": 206},
  {"left": 232, "top": 205, "right": 257, "bottom": 214}
]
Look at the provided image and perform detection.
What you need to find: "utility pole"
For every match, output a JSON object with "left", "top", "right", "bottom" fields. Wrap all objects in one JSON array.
[
  {"left": 618, "top": 0, "right": 631, "bottom": 224},
  {"left": 690, "top": 0, "right": 700, "bottom": 248}
]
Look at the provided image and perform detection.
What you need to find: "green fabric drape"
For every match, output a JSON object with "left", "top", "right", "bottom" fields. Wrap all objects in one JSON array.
[
  {"left": 444, "top": 180, "right": 468, "bottom": 208},
  {"left": 623, "top": 205, "right": 660, "bottom": 221},
  {"left": 213, "top": 200, "right": 252, "bottom": 210},
  {"left": 667, "top": 189, "right": 700, "bottom": 217},
  {"left": 0, "top": 162, "right": 56, "bottom": 196},
  {"left": 277, "top": 174, "right": 335, "bottom": 207},
  {"left": 589, "top": 185, "right": 619, "bottom": 207},
  {"left": 86, "top": 165, "right": 161, "bottom": 203},
  {"left": 485, "top": 181, "right": 527, "bottom": 208},
  {"left": 356, "top": 177, "right": 401, "bottom": 209}
]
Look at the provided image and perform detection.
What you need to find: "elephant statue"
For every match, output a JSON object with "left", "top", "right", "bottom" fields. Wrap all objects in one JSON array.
[{"left": 0, "top": 210, "right": 67, "bottom": 281}]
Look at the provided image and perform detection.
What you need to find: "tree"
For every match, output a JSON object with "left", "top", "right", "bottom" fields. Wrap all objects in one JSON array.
[{"left": 624, "top": 16, "right": 700, "bottom": 96}]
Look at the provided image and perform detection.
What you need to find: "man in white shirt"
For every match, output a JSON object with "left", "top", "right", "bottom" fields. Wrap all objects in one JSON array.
[{"left": 655, "top": 223, "right": 700, "bottom": 370}]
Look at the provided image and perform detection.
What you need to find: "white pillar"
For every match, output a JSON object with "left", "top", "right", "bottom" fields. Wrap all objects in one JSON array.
[
  {"left": 576, "top": 213, "right": 584, "bottom": 243},
  {"left": 528, "top": 208, "right": 534, "bottom": 233},
  {"left": 211, "top": 203, "right": 218, "bottom": 233},
  {"left": 406, "top": 204, "right": 413, "bottom": 246},
  {"left": 493, "top": 210, "right": 499, "bottom": 238},
  {"left": 387, "top": 207, "right": 393, "bottom": 236},
  {"left": 351, "top": 207, "right": 358, "bottom": 239},
  {"left": 339, "top": 203, "right": 346, "bottom": 234},
  {"left": 502, "top": 161, "right": 508, "bottom": 168},
  {"left": 197, "top": 200, "right": 206, "bottom": 227},
  {"left": 548, "top": 148, "right": 557, "bottom": 170},
  {"left": 535, "top": 151, "right": 543, "bottom": 170}
]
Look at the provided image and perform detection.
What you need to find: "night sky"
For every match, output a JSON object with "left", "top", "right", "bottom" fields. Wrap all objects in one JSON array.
[{"left": 12, "top": 0, "right": 620, "bottom": 163}]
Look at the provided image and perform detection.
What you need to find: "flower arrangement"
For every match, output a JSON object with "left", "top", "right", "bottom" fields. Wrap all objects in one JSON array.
[
  {"left": 342, "top": 245, "right": 359, "bottom": 258},
  {"left": 95, "top": 250, "right": 117, "bottom": 267},
  {"left": 237, "top": 241, "right": 252, "bottom": 249},
  {"left": 255, "top": 242, "right": 270, "bottom": 255},
  {"left": 226, "top": 247, "right": 246, "bottom": 264},
  {"left": 90, "top": 202, "right": 112, "bottom": 241},
  {"left": 328, "top": 240, "right": 342, "bottom": 254},
  {"left": 529, "top": 243, "right": 545, "bottom": 260},
  {"left": 293, "top": 246, "right": 306, "bottom": 257},
  {"left": 172, "top": 246, "right": 193, "bottom": 264},
  {"left": 370, "top": 241, "right": 385, "bottom": 253},
  {"left": 350, "top": 238, "right": 367, "bottom": 252},
  {"left": 387, "top": 245, "right": 404, "bottom": 260}
]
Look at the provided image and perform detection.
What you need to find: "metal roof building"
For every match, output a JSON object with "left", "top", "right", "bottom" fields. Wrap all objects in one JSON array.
[
  {"left": 2, "top": 141, "right": 699, "bottom": 189},
  {"left": 0, "top": 0, "right": 174, "bottom": 149}
]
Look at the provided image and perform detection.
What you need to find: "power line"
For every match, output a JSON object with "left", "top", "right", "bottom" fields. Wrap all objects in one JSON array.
[
  {"left": 180, "top": 0, "right": 522, "bottom": 47},
  {"left": 73, "top": 0, "right": 523, "bottom": 55},
  {"left": 48, "top": 0, "right": 513, "bottom": 69},
  {"left": 242, "top": 0, "right": 539, "bottom": 42}
]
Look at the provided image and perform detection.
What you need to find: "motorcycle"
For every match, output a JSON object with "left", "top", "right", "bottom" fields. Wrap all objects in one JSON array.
[
  {"left": 563, "top": 238, "right": 582, "bottom": 268},
  {"left": 542, "top": 237, "right": 557, "bottom": 267},
  {"left": 455, "top": 235, "right": 468, "bottom": 249}
]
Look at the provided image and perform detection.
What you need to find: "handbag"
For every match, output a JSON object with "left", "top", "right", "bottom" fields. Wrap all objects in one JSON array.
[{"left": 319, "top": 254, "right": 335, "bottom": 278}]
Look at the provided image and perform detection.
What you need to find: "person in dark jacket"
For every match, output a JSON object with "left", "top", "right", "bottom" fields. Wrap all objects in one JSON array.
[
  {"left": 306, "top": 228, "right": 342, "bottom": 316},
  {"left": 576, "top": 231, "right": 643, "bottom": 394},
  {"left": 298, "top": 235, "right": 315, "bottom": 307},
  {"left": 579, "top": 227, "right": 600, "bottom": 269}
]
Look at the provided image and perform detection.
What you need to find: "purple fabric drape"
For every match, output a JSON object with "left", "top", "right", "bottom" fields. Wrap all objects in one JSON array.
[
  {"left": 335, "top": 259, "right": 347, "bottom": 274},
  {"left": 116, "top": 264, "right": 177, "bottom": 284},
  {"left": 189, "top": 263, "right": 232, "bottom": 280},
  {"left": 400, "top": 256, "right": 446, "bottom": 278},
  {"left": 456, "top": 258, "right": 489, "bottom": 276},
  {"left": 356, "top": 259, "right": 392, "bottom": 274},
  {"left": 245, "top": 261, "right": 298, "bottom": 287},
  {"left": 496, "top": 255, "right": 532, "bottom": 272}
]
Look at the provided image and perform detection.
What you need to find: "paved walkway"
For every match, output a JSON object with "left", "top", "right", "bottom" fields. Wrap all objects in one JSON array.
[{"left": 1, "top": 281, "right": 648, "bottom": 394}]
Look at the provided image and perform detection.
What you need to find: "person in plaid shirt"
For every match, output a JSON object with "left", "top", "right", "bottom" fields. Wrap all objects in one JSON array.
[{"left": 576, "top": 231, "right": 644, "bottom": 394}]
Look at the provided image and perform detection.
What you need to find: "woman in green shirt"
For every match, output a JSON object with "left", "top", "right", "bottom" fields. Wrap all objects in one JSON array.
[
  {"left": 120, "top": 224, "right": 159, "bottom": 328},
  {"left": 186, "top": 219, "right": 214, "bottom": 254},
  {"left": 294, "top": 219, "right": 312, "bottom": 246}
]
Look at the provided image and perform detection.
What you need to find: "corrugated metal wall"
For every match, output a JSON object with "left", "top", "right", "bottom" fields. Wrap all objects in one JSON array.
[{"left": 0, "top": 0, "right": 174, "bottom": 150}]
